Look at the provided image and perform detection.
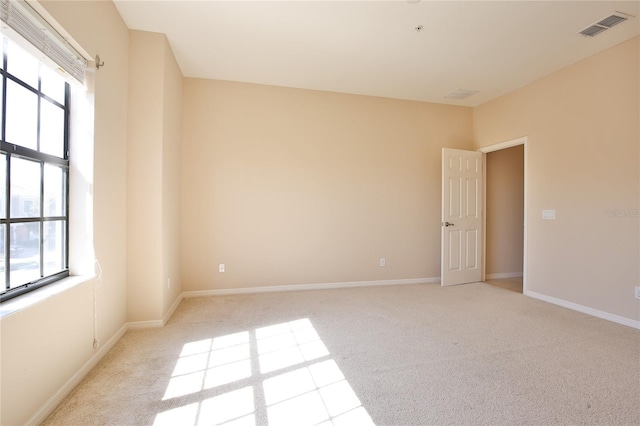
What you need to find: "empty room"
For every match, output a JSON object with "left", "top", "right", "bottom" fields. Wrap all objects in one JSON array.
[{"left": 1, "top": 1, "right": 638, "bottom": 425}]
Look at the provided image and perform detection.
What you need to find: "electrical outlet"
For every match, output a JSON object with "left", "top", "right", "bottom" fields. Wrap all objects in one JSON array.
[
  {"left": 167, "top": 278, "right": 171, "bottom": 290},
  {"left": 635, "top": 286, "right": 640, "bottom": 300},
  {"left": 379, "top": 258, "right": 386, "bottom": 267},
  {"left": 219, "top": 264, "right": 225, "bottom": 273}
]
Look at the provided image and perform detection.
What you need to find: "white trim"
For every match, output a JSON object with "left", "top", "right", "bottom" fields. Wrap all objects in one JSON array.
[
  {"left": 525, "top": 290, "right": 640, "bottom": 330},
  {"left": 485, "top": 272, "right": 523, "bottom": 279},
  {"left": 130, "top": 293, "right": 185, "bottom": 328},
  {"left": 478, "top": 136, "right": 528, "bottom": 295},
  {"left": 25, "top": 323, "right": 128, "bottom": 426},
  {"left": 478, "top": 136, "right": 528, "bottom": 153},
  {"left": 523, "top": 140, "right": 529, "bottom": 295},
  {"left": 163, "top": 293, "right": 184, "bottom": 325},
  {"left": 183, "top": 277, "right": 440, "bottom": 298},
  {"left": 481, "top": 151, "right": 487, "bottom": 281},
  {"left": 127, "top": 319, "right": 164, "bottom": 329}
]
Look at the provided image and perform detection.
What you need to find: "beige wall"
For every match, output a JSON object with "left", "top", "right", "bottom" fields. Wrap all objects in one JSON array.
[
  {"left": 127, "top": 30, "right": 183, "bottom": 322},
  {"left": 1, "top": 1, "right": 130, "bottom": 425},
  {"left": 181, "top": 80, "right": 473, "bottom": 290},
  {"left": 161, "top": 37, "right": 183, "bottom": 316},
  {"left": 486, "top": 145, "right": 524, "bottom": 277},
  {"left": 127, "top": 30, "right": 164, "bottom": 322},
  {"left": 474, "top": 37, "right": 639, "bottom": 321}
]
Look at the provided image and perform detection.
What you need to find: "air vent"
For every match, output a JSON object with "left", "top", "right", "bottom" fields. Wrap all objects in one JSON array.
[
  {"left": 580, "top": 25, "right": 608, "bottom": 37},
  {"left": 579, "top": 12, "right": 633, "bottom": 37},
  {"left": 445, "top": 89, "right": 479, "bottom": 100},
  {"left": 597, "top": 14, "right": 627, "bottom": 28}
]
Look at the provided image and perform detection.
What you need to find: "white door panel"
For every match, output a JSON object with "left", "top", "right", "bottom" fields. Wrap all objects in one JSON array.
[{"left": 442, "top": 148, "right": 483, "bottom": 286}]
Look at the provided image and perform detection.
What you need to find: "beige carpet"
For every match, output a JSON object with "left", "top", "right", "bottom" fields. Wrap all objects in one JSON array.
[
  {"left": 43, "top": 282, "right": 639, "bottom": 425},
  {"left": 484, "top": 277, "right": 523, "bottom": 294}
]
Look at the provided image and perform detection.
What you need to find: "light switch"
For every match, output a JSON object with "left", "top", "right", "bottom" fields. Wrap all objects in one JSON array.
[{"left": 542, "top": 209, "right": 556, "bottom": 220}]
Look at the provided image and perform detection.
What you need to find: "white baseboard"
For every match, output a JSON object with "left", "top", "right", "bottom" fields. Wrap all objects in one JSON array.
[
  {"left": 485, "top": 272, "right": 523, "bottom": 279},
  {"left": 127, "top": 319, "right": 164, "bottom": 329},
  {"left": 183, "top": 277, "right": 440, "bottom": 298},
  {"left": 27, "top": 293, "right": 187, "bottom": 425},
  {"left": 525, "top": 290, "right": 640, "bottom": 330},
  {"left": 120, "top": 293, "right": 186, "bottom": 330},
  {"left": 26, "top": 323, "right": 128, "bottom": 426},
  {"left": 163, "top": 293, "right": 184, "bottom": 325}
]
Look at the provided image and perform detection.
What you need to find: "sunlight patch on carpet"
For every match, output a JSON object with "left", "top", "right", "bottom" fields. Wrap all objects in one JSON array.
[
  {"left": 256, "top": 318, "right": 329, "bottom": 374},
  {"left": 163, "top": 332, "right": 251, "bottom": 400},
  {"left": 153, "top": 319, "right": 373, "bottom": 426}
]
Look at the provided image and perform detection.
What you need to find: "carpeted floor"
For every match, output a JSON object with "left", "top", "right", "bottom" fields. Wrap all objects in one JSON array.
[
  {"left": 484, "top": 277, "right": 523, "bottom": 293},
  {"left": 43, "top": 282, "right": 639, "bottom": 425}
]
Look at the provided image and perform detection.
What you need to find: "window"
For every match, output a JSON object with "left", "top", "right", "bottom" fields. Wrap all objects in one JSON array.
[{"left": 0, "top": 36, "right": 70, "bottom": 301}]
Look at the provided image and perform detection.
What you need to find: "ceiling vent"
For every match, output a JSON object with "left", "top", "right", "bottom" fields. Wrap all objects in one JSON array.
[
  {"left": 445, "top": 89, "right": 479, "bottom": 100},
  {"left": 579, "top": 12, "right": 633, "bottom": 37}
]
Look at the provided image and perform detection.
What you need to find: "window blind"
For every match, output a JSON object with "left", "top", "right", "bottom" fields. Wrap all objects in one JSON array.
[{"left": 0, "top": 0, "right": 87, "bottom": 83}]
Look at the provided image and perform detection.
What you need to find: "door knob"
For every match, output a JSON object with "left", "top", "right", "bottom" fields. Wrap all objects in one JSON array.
[{"left": 444, "top": 222, "right": 455, "bottom": 227}]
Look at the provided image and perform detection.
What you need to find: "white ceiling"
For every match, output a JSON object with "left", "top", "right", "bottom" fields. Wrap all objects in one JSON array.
[{"left": 114, "top": 1, "right": 640, "bottom": 107}]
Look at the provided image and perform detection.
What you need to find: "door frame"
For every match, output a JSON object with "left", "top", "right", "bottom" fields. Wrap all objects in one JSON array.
[{"left": 478, "top": 136, "right": 528, "bottom": 294}]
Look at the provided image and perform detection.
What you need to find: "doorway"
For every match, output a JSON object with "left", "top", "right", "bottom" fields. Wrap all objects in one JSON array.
[{"left": 480, "top": 138, "right": 526, "bottom": 294}]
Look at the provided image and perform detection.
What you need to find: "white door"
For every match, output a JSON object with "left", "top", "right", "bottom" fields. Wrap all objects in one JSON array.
[{"left": 441, "top": 148, "right": 483, "bottom": 286}]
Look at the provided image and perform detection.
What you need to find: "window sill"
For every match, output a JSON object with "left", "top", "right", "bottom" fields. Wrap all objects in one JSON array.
[{"left": 0, "top": 275, "right": 95, "bottom": 319}]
